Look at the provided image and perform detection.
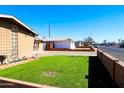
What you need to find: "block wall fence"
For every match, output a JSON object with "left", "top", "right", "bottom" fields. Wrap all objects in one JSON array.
[{"left": 97, "top": 50, "right": 124, "bottom": 87}]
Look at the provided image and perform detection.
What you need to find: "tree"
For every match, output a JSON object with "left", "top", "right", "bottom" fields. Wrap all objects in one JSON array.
[
  {"left": 84, "top": 36, "right": 95, "bottom": 46},
  {"left": 118, "top": 39, "right": 121, "bottom": 44},
  {"left": 103, "top": 40, "right": 107, "bottom": 44}
]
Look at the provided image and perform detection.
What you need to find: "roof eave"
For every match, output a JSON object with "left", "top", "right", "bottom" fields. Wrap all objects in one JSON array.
[{"left": 0, "top": 14, "right": 38, "bottom": 35}]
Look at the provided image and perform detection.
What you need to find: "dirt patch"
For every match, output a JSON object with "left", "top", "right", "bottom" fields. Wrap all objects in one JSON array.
[{"left": 42, "top": 71, "right": 57, "bottom": 77}]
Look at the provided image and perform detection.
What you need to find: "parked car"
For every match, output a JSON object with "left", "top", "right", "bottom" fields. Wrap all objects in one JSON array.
[
  {"left": 119, "top": 43, "right": 124, "bottom": 48},
  {"left": 93, "top": 44, "right": 99, "bottom": 48}
]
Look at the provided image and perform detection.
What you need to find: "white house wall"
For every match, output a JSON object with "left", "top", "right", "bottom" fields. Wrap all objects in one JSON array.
[
  {"left": 70, "top": 42, "right": 76, "bottom": 49},
  {"left": 43, "top": 43, "right": 46, "bottom": 50}
]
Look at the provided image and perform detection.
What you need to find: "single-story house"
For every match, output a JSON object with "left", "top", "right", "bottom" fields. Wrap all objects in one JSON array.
[
  {"left": 33, "top": 38, "right": 43, "bottom": 51},
  {"left": 75, "top": 41, "right": 84, "bottom": 48},
  {"left": 43, "top": 38, "right": 76, "bottom": 50},
  {"left": 0, "top": 14, "right": 38, "bottom": 64}
]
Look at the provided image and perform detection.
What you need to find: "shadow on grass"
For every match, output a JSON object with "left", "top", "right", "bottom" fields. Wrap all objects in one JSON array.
[{"left": 87, "top": 56, "right": 118, "bottom": 88}]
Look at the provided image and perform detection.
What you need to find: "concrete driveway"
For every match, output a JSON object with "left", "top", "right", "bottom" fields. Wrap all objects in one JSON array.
[{"left": 33, "top": 50, "right": 97, "bottom": 57}]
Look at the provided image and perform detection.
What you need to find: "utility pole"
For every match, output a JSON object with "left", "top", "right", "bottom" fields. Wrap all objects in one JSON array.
[
  {"left": 91, "top": 31, "right": 92, "bottom": 40},
  {"left": 90, "top": 31, "right": 93, "bottom": 45},
  {"left": 48, "top": 24, "right": 51, "bottom": 38}
]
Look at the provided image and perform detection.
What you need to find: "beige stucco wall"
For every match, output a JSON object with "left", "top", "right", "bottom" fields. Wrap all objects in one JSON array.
[
  {"left": 0, "top": 27, "right": 11, "bottom": 55},
  {"left": 18, "top": 29, "right": 35, "bottom": 58},
  {"left": 38, "top": 42, "right": 43, "bottom": 50},
  {"left": 0, "top": 19, "right": 36, "bottom": 63},
  {"left": 0, "top": 20, "right": 12, "bottom": 63}
]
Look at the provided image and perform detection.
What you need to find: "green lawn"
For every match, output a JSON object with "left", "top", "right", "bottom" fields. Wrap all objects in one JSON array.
[{"left": 0, "top": 56, "right": 89, "bottom": 88}]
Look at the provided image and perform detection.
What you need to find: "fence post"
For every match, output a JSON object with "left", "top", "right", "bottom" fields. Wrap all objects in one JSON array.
[{"left": 101, "top": 51, "right": 104, "bottom": 63}]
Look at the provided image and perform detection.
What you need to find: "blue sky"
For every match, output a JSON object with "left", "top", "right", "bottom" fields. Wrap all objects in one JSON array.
[{"left": 0, "top": 5, "right": 124, "bottom": 43}]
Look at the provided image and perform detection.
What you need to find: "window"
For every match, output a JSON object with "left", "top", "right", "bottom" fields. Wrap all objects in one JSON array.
[{"left": 33, "top": 40, "right": 39, "bottom": 50}]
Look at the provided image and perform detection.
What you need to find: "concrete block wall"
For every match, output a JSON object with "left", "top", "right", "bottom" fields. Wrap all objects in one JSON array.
[
  {"left": 101, "top": 53, "right": 115, "bottom": 79},
  {"left": 97, "top": 49, "right": 124, "bottom": 87},
  {"left": 115, "top": 61, "right": 124, "bottom": 87},
  {"left": 97, "top": 50, "right": 102, "bottom": 61},
  {"left": 0, "top": 77, "right": 53, "bottom": 88}
]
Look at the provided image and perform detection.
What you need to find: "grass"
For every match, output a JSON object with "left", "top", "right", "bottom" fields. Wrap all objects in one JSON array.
[{"left": 0, "top": 56, "right": 89, "bottom": 88}]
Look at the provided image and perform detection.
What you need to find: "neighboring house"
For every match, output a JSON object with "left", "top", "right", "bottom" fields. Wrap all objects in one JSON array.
[
  {"left": 43, "top": 38, "right": 76, "bottom": 50},
  {"left": 0, "top": 14, "right": 38, "bottom": 64},
  {"left": 33, "top": 38, "right": 43, "bottom": 51},
  {"left": 75, "top": 41, "right": 84, "bottom": 48}
]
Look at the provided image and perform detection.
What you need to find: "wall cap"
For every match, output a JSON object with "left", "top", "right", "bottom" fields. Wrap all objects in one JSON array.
[{"left": 0, "top": 77, "right": 56, "bottom": 88}]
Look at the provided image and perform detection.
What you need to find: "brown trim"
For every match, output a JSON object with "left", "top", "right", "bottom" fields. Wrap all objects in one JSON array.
[{"left": 46, "top": 48, "right": 95, "bottom": 51}]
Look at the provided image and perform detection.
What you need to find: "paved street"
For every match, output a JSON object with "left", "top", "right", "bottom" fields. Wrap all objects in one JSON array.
[{"left": 98, "top": 47, "right": 124, "bottom": 61}]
